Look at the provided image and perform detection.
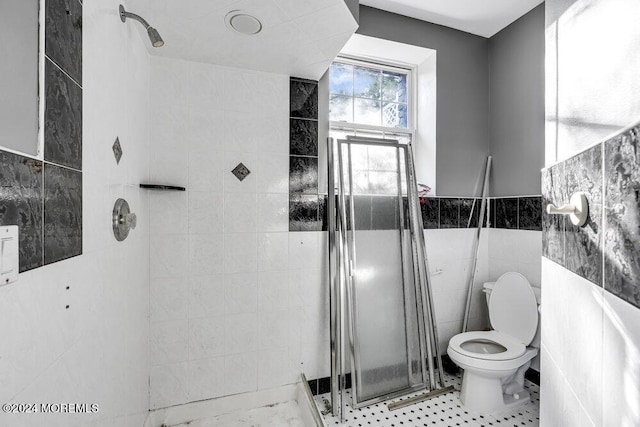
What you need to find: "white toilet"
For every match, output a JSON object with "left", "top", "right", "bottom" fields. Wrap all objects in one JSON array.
[{"left": 447, "top": 272, "right": 540, "bottom": 414}]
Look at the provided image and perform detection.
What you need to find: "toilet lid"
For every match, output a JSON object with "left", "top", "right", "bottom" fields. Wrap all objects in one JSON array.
[{"left": 489, "top": 272, "right": 538, "bottom": 345}]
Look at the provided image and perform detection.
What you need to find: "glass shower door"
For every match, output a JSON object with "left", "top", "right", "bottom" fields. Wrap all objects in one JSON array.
[{"left": 337, "top": 137, "right": 429, "bottom": 406}]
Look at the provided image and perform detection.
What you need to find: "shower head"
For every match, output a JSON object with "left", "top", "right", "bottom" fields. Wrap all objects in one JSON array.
[
  {"left": 146, "top": 27, "right": 164, "bottom": 48},
  {"left": 119, "top": 4, "right": 164, "bottom": 48}
]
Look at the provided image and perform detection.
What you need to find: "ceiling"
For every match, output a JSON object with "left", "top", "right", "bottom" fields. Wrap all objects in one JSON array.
[
  {"left": 125, "top": 0, "right": 358, "bottom": 80},
  {"left": 359, "top": 0, "right": 544, "bottom": 37}
]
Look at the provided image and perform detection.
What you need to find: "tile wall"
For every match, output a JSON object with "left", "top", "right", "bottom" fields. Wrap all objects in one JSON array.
[
  {"left": 541, "top": 123, "right": 640, "bottom": 425},
  {"left": 148, "top": 58, "right": 329, "bottom": 409},
  {"left": 0, "top": 0, "right": 152, "bottom": 425},
  {"left": 421, "top": 196, "right": 542, "bottom": 231},
  {"left": 289, "top": 77, "right": 323, "bottom": 231},
  {"left": 543, "top": 124, "right": 640, "bottom": 305},
  {"left": 0, "top": 0, "right": 83, "bottom": 272}
]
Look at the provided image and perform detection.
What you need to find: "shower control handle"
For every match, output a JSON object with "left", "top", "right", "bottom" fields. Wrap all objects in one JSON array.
[
  {"left": 121, "top": 212, "right": 137, "bottom": 229},
  {"left": 546, "top": 192, "right": 589, "bottom": 227},
  {"left": 112, "top": 198, "right": 137, "bottom": 241}
]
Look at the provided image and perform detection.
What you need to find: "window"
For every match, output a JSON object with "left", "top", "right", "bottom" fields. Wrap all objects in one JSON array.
[{"left": 329, "top": 58, "right": 412, "bottom": 130}]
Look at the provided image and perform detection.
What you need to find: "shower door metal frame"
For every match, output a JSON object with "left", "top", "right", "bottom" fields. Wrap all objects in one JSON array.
[{"left": 329, "top": 135, "right": 445, "bottom": 417}]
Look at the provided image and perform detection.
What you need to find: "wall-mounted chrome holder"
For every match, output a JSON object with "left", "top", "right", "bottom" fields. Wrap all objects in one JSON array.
[
  {"left": 546, "top": 191, "right": 589, "bottom": 227},
  {"left": 112, "top": 198, "right": 137, "bottom": 241}
]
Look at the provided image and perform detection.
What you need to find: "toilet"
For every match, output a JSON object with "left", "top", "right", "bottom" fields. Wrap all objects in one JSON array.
[{"left": 447, "top": 272, "right": 540, "bottom": 414}]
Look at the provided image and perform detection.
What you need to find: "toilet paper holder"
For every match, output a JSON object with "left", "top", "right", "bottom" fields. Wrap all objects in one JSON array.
[{"left": 546, "top": 192, "right": 589, "bottom": 227}]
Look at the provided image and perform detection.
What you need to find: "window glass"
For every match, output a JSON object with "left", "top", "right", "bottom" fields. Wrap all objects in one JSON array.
[{"left": 329, "top": 61, "right": 409, "bottom": 129}]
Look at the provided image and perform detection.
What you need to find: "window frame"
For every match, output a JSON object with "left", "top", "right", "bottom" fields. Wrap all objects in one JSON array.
[{"left": 329, "top": 55, "right": 417, "bottom": 137}]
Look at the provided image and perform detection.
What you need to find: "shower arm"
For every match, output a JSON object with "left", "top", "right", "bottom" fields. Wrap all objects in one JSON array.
[{"left": 119, "top": 6, "right": 152, "bottom": 29}]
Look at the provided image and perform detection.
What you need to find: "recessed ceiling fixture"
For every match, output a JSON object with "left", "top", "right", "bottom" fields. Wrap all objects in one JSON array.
[{"left": 225, "top": 10, "right": 262, "bottom": 35}]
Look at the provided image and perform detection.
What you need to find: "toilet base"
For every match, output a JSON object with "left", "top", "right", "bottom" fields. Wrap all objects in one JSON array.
[{"left": 459, "top": 370, "right": 531, "bottom": 414}]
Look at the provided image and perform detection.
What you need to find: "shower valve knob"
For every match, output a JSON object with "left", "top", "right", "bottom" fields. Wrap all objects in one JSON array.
[
  {"left": 122, "top": 213, "right": 137, "bottom": 229},
  {"left": 112, "top": 199, "right": 137, "bottom": 241}
]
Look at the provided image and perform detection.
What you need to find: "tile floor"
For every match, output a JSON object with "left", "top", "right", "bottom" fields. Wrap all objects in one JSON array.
[
  {"left": 169, "top": 400, "right": 307, "bottom": 426},
  {"left": 315, "top": 373, "right": 540, "bottom": 427}
]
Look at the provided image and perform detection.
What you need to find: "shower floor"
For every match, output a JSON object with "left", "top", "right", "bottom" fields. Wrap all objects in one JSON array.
[
  {"left": 168, "top": 400, "right": 306, "bottom": 426},
  {"left": 314, "top": 372, "right": 540, "bottom": 427}
]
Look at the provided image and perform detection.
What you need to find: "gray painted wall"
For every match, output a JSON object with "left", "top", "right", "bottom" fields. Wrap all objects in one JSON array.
[
  {"left": 344, "top": 0, "right": 359, "bottom": 23},
  {"left": 488, "top": 4, "right": 544, "bottom": 196},
  {"left": 358, "top": 6, "right": 490, "bottom": 197}
]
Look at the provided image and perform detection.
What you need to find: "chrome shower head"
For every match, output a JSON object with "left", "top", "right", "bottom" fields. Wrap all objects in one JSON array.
[
  {"left": 119, "top": 4, "right": 164, "bottom": 48},
  {"left": 146, "top": 27, "right": 164, "bottom": 48}
]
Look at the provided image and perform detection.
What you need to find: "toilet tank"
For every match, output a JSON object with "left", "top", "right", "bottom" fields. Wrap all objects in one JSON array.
[{"left": 482, "top": 280, "right": 542, "bottom": 348}]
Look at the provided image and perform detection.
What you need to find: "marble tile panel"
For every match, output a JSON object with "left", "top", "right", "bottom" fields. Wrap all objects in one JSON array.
[
  {"left": 0, "top": 151, "right": 43, "bottom": 272},
  {"left": 289, "top": 156, "right": 318, "bottom": 193},
  {"left": 519, "top": 197, "right": 543, "bottom": 231},
  {"left": 289, "top": 119, "right": 318, "bottom": 156},
  {"left": 45, "top": 0, "right": 83, "bottom": 84},
  {"left": 564, "top": 144, "right": 603, "bottom": 286},
  {"left": 459, "top": 198, "right": 479, "bottom": 229},
  {"left": 44, "top": 163, "right": 82, "bottom": 264},
  {"left": 420, "top": 197, "right": 439, "bottom": 229},
  {"left": 494, "top": 197, "right": 518, "bottom": 229},
  {"left": 44, "top": 59, "right": 82, "bottom": 170},
  {"left": 542, "top": 163, "right": 565, "bottom": 265},
  {"left": 319, "top": 194, "right": 328, "bottom": 232},
  {"left": 289, "top": 195, "right": 320, "bottom": 232},
  {"left": 439, "top": 198, "right": 460, "bottom": 229},
  {"left": 290, "top": 78, "right": 318, "bottom": 119},
  {"left": 604, "top": 126, "right": 640, "bottom": 307}
]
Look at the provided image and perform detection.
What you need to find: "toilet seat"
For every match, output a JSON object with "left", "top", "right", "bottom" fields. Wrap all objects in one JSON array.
[
  {"left": 489, "top": 272, "right": 538, "bottom": 345},
  {"left": 449, "top": 330, "right": 525, "bottom": 361}
]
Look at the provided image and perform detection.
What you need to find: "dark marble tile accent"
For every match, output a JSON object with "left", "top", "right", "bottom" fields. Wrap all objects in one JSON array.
[
  {"left": 604, "top": 127, "right": 640, "bottom": 308},
  {"left": 307, "top": 379, "right": 318, "bottom": 396},
  {"left": 289, "top": 156, "right": 318, "bottom": 193},
  {"left": 319, "top": 194, "right": 328, "bottom": 232},
  {"left": 494, "top": 198, "right": 518, "bottom": 229},
  {"left": 318, "top": 376, "right": 331, "bottom": 394},
  {"left": 289, "top": 194, "right": 320, "bottom": 231},
  {"left": 439, "top": 198, "right": 460, "bottom": 229},
  {"left": 371, "top": 196, "right": 399, "bottom": 230},
  {"left": 460, "top": 198, "right": 480, "bottom": 228},
  {"left": 231, "top": 162, "right": 251, "bottom": 181},
  {"left": 518, "top": 197, "right": 542, "bottom": 231},
  {"left": 525, "top": 368, "right": 540, "bottom": 386},
  {"left": 44, "top": 164, "right": 82, "bottom": 264},
  {"left": 290, "top": 119, "right": 318, "bottom": 156},
  {"left": 489, "top": 198, "right": 496, "bottom": 228},
  {"left": 420, "top": 197, "right": 439, "bottom": 229},
  {"left": 564, "top": 145, "right": 603, "bottom": 286},
  {"left": 112, "top": 137, "right": 123, "bottom": 164},
  {"left": 46, "top": 0, "right": 83, "bottom": 84},
  {"left": 44, "top": 59, "right": 82, "bottom": 170},
  {"left": 290, "top": 78, "right": 318, "bottom": 119},
  {"left": 0, "top": 151, "right": 43, "bottom": 272},
  {"left": 542, "top": 163, "right": 565, "bottom": 265}
]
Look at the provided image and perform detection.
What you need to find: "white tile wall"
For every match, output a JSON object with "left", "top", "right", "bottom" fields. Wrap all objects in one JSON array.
[
  {"left": 540, "top": 257, "right": 602, "bottom": 426},
  {"left": 425, "top": 229, "right": 490, "bottom": 352},
  {"left": 541, "top": 256, "right": 640, "bottom": 427},
  {"left": 0, "top": 1, "right": 151, "bottom": 425},
  {"left": 148, "top": 57, "right": 328, "bottom": 409},
  {"left": 488, "top": 228, "right": 542, "bottom": 287}
]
